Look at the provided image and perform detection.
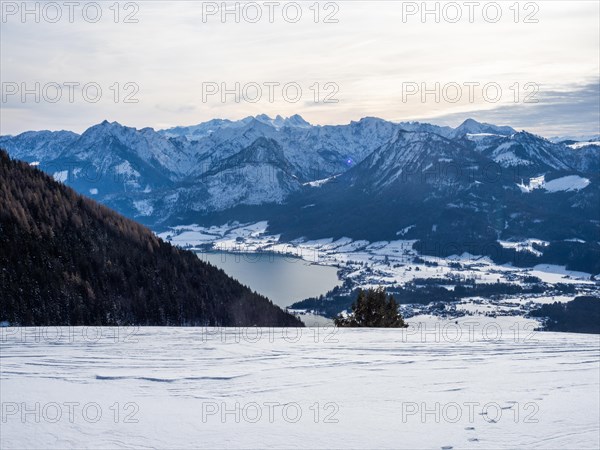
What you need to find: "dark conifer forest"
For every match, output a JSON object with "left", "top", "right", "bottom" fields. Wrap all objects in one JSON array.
[
  {"left": 529, "top": 296, "right": 600, "bottom": 334},
  {"left": 0, "top": 150, "right": 302, "bottom": 327}
]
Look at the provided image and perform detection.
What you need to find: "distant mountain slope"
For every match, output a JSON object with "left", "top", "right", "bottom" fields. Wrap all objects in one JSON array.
[
  {"left": 266, "top": 127, "right": 599, "bottom": 273},
  {"left": 0, "top": 150, "right": 302, "bottom": 327},
  {"left": 468, "top": 131, "right": 573, "bottom": 172},
  {"left": 345, "top": 130, "right": 478, "bottom": 190},
  {"left": 201, "top": 137, "right": 301, "bottom": 210},
  {"left": 0, "top": 130, "right": 79, "bottom": 161},
  {"left": 568, "top": 144, "right": 600, "bottom": 173}
]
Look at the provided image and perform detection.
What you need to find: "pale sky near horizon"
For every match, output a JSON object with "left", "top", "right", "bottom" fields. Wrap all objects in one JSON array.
[{"left": 1, "top": 1, "right": 599, "bottom": 137}]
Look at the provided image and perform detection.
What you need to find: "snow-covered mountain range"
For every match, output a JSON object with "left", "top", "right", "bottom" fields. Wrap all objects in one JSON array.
[
  {"left": 0, "top": 114, "right": 415, "bottom": 218},
  {"left": 1, "top": 115, "right": 598, "bottom": 272}
]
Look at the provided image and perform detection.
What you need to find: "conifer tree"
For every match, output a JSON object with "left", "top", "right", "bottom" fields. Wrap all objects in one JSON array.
[{"left": 335, "top": 287, "right": 407, "bottom": 328}]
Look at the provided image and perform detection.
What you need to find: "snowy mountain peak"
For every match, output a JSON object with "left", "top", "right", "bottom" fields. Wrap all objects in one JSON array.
[
  {"left": 460, "top": 118, "right": 483, "bottom": 128},
  {"left": 74, "top": 121, "right": 141, "bottom": 151},
  {"left": 394, "top": 129, "right": 447, "bottom": 143},
  {"left": 286, "top": 114, "right": 311, "bottom": 128},
  {"left": 512, "top": 130, "right": 552, "bottom": 144},
  {"left": 84, "top": 120, "right": 130, "bottom": 136},
  {"left": 480, "top": 131, "right": 573, "bottom": 170},
  {"left": 253, "top": 114, "right": 311, "bottom": 129},
  {"left": 346, "top": 130, "right": 471, "bottom": 191},
  {"left": 351, "top": 116, "right": 387, "bottom": 126},
  {"left": 95, "top": 119, "right": 127, "bottom": 130},
  {"left": 159, "top": 118, "right": 236, "bottom": 139},
  {"left": 255, "top": 113, "right": 273, "bottom": 123},
  {"left": 453, "top": 118, "right": 516, "bottom": 137}
]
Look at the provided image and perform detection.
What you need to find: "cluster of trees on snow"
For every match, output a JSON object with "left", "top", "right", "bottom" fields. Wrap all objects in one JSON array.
[
  {"left": 0, "top": 150, "right": 302, "bottom": 327},
  {"left": 335, "top": 288, "right": 407, "bottom": 328}
]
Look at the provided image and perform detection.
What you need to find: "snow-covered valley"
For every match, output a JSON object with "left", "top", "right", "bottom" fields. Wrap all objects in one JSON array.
[
  {"left": 158, "top": 221, "right": 599, "bottom": 322},
  {"left": 1, "top": 326, "right": 598, "bottom": 449}
]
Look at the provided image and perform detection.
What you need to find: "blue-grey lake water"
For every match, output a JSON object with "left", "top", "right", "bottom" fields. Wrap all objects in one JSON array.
[{"left": 197, "top": 251, "right": 340, "bottom": 308}]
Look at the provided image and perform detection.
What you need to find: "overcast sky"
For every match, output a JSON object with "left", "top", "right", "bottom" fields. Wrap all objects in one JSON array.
[{"left": 1, "top": 1, "right": 599, "bottom": 137}]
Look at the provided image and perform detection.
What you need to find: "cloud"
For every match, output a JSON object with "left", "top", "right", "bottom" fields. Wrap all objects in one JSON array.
[
  {"left": 1, "top": 1, "right": 598, "bottom": 136},
  {"left": 428, "top": 80, "right": 600, "bottom": 137}
]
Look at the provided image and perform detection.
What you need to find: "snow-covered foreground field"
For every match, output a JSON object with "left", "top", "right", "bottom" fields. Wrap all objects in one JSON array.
[{"left": 1, "top": 325, "right": 599, "bottom": 449}]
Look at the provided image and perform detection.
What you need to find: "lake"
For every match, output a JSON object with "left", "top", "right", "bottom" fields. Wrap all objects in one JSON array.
[{"left": 196, "top": 251, "right": 340, "bottom": 308}]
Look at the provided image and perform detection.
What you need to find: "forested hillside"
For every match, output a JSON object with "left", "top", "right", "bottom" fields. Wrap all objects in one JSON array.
[{"left": 0, "top": 150, "right": 302, "bottom": 326}]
